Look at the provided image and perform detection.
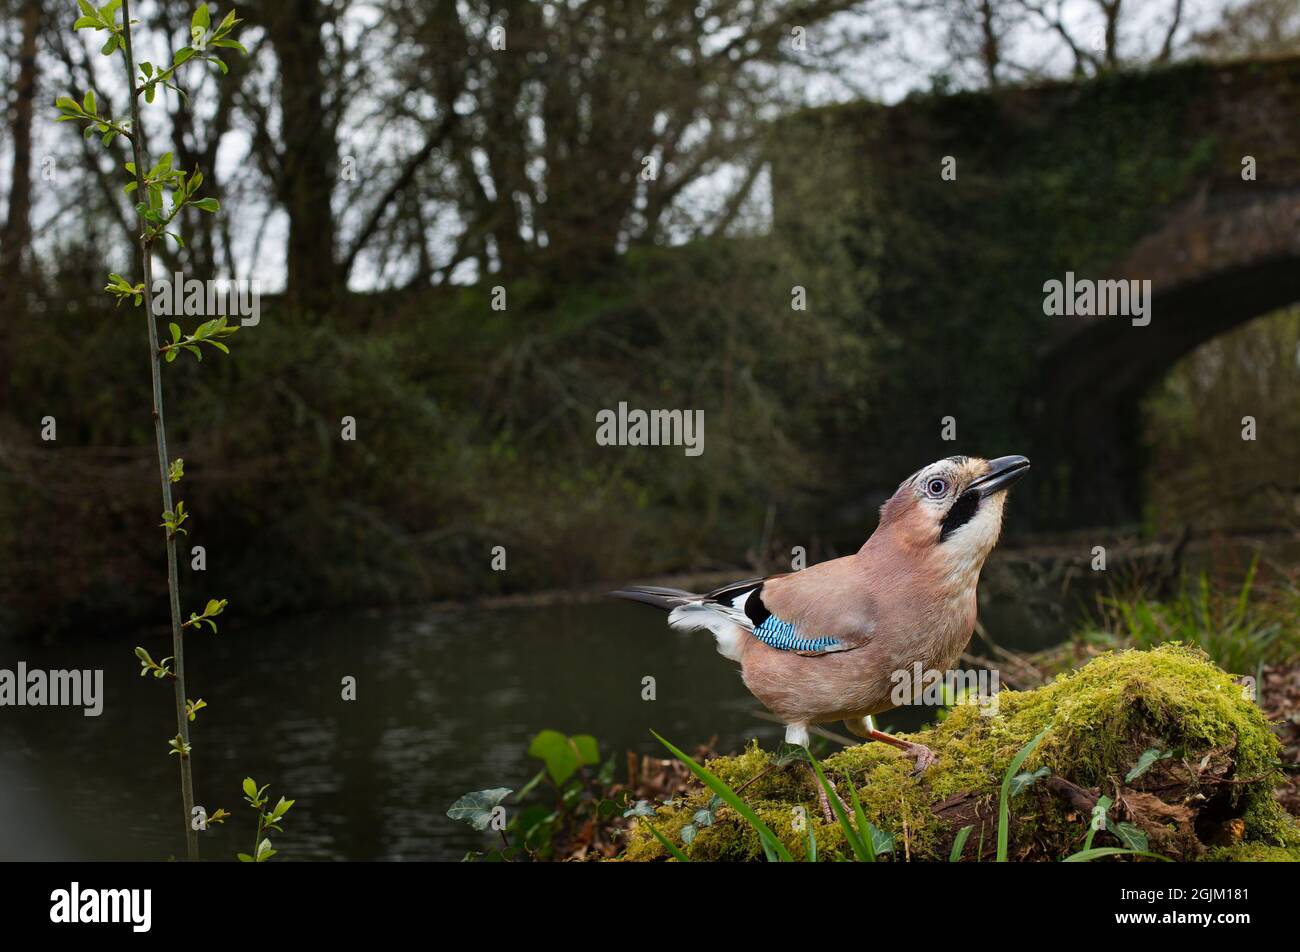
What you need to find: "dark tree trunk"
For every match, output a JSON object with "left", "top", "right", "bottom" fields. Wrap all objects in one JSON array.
[
  {"left": 259, "top": 0, "right": 340, "bottom": 314},
  {"left": 0, "top": 0, "right": 40, "bottom": 403}
]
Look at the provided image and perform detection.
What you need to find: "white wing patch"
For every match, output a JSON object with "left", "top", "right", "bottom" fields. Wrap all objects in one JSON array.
[
  {"left": 666, "top": 585, "right": 847, "bottom": 659},
  {"left": 667, "top": 598, "right": 751, "bottom": 662}
]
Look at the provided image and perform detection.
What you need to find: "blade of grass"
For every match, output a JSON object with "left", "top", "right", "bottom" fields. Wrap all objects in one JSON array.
[
  {"left": 1062, "top": 847, "right": 1171, "bottom": 863},
  {"left": 843, "top": 770, "right": 878, "bottom": 862},
  {"left": 998, "top": 723, "right": 1052, "bottom": 862},
  {"left": 651, "top": 731, "right": 793, "bottom": 862},
  {"left": 949, "top": 824, "right": 973, "bottom": 862},
  {"left": 1231, "top": 556, "right": 1258, "bottom": 629},
  {"left": 641, "top": 819, "right": 691, "bottom": 862},
  {"left": 806, "top": 749, "right": 871, "bottom": 861}
]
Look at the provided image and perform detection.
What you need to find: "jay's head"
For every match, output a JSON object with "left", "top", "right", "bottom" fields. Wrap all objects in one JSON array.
[{"left": 878, "top": 455, "right": 1030, "bottom": 573}]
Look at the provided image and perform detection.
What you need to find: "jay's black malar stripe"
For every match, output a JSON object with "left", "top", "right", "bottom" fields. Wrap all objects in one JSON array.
[{"left": 939, "top": 489, "right": 980, "bottom": 542}]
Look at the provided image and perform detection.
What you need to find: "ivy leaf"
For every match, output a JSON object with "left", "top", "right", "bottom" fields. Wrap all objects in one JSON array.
[
  {"left": 866, "top": 821, "right": 895, "bottom": 855},
  {"left": 446, "top": 788, "right": 512, "bottom": 831},
  {"left": 1125, "top": 748, "right": 1172, "bottom": 783},
  {"left": 1114, "top": 822, "right": 1149, "bottom": 852},
  {"left": 622, "top": 799, "right": 657, "bottom": 819},
  {"left": 528, "top": 729, "right": 580, "bottom": 785},
  {"left": 570, "top": 734, "right": 599, "bottom": 766},
  {"left": 1009, "top": 765, "right": 1051, "bottom": 797}
]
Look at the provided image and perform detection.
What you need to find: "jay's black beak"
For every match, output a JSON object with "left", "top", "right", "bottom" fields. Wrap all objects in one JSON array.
[{"left": 968, "top": 455, "right": 1031, "bottom": 498}]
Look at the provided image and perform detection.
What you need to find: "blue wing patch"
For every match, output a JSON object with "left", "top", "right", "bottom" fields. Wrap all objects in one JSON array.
[{"left": 751, "top": 614, "right": 841, "bottom": 653}]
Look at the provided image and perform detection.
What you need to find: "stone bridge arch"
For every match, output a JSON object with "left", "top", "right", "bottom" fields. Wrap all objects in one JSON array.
[
  {"left": 772, "top": 55, "right": 1300, "bottom": 529},
  {"left": 1033, "top": 187, "right": 1300, "bottom": 524}
]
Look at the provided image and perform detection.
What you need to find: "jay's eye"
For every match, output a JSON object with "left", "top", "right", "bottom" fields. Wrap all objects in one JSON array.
[{"left": 925, "top": 478, "right": 948, "bottom": 498}]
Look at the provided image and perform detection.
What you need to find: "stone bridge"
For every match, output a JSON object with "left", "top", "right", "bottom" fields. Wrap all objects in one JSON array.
[{"left": 770, "top": 56, "right": 1300, "bottom": 529}]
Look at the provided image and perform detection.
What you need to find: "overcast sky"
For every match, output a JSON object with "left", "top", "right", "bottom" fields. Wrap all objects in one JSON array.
[{"left": 6, "top": 0, "right": 1247, "bottom": 292}]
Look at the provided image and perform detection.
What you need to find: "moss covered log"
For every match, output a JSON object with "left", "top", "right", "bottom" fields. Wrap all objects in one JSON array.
[{"left": 621, "top": 645, "right": 1300, "bottom": 861}]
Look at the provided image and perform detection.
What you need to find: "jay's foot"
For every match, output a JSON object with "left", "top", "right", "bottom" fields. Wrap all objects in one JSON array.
[
  {"left": 860, "top": 727, "right": 938, "bottom": 775},
  {"left": 803, "top": 761, "right": 850, "bottom": 823},
  {"left": 899, "top": 741, "right": 937, "bottom": 775},
  {"left": 816, "top": 775, "right": 852, "bottom": 824}
]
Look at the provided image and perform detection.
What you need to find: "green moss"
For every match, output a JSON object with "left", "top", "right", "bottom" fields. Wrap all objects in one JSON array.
[
  {"left": 1202, "top": 843, "right": 1300, "bottom": 862},
  {"left": 621, "top": 645, "right": 1297, "bottom": 861}
]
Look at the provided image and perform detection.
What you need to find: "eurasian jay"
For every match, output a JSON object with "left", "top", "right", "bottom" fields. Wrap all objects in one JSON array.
[{"left": 613, "top": 454, "right": 1029, "bottom": 790}]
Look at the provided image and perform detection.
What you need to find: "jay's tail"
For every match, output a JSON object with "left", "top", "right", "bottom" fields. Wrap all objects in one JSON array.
[
  {"left": 611, "top": 582, "right": 760, "bottom": 662},
  {"left": 607, "top": 585, "right": 699, "bottom": 611}
]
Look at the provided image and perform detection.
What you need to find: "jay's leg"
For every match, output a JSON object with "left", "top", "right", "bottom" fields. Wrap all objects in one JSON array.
[
  {"left": 807, "top": 761, "right": 847, "bottom": 824},
  {"left": 732, "top": 723, "right": 809, "bottom": 796},
  {"left": 784, "top": 723, "right": 848, "bottom": 823},
  {"left": 845, "top": 716, "right": 937, "bottom": 775}
]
